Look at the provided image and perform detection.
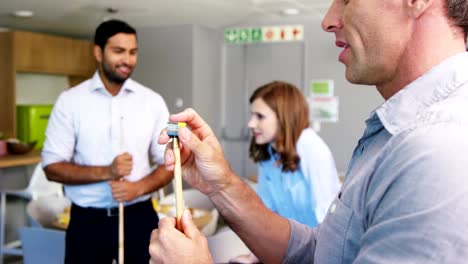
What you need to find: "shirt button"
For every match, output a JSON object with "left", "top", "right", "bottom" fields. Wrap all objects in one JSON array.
[{"left": 330, "top": 203, "right": 337, "bottom": 214}]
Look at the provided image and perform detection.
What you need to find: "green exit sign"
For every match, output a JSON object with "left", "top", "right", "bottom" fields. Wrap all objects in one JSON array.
[
  {"left": 225, "top": 25, "right": 304, "bottom": 44},
  {"left": 225, "top": 28, "right": 262, "bottom": 44}
]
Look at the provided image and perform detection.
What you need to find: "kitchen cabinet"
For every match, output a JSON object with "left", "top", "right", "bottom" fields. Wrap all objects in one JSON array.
[
  {"left": 0, "top": 31, "right": 95, "bottom": 138},
  {"left": 13, "top": 31, "right": 94, "bottom": 76}
]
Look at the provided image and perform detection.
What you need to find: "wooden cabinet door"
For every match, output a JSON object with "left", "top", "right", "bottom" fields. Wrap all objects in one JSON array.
[
  {"left": 14, "top": 31, "right": 68, "bottom": 74},
  {"left": 14, "top": 31, "right": 95, "bottom": 77},
  {"left": 67, "top": 39, "right": 95, "bottom": 77}
]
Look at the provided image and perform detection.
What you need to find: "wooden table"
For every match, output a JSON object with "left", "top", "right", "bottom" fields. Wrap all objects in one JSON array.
[{"left": 0, "top": 149, "right": 41, "bottom": 169}]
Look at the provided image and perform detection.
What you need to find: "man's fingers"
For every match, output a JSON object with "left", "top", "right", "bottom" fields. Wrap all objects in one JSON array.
[
  {"left": 180, "top": 209, "right": 202, "bottom": 240},
  {"left": 169, "top": 108, "right": 214, "bottom": 139},
  {"left": 169, "top": 108, "right": 205, "bottom": 130},
  {"left": 118, "top": 152, "right": 133, "bottom": 162},
  {"left": 177, "top": 126, "right": 206, "bottom": 158},
  {"left": 149, "top": 229, "right": 163, "bottom": 264},
  {"left": 164, "top": 147, "right": 175, "bottom": 170},
  {"left": 158, "top": 216, "right": 177, "bottom": 229},
  {"left": 158, "top": 128, "right": 170, "bottom": 144}
]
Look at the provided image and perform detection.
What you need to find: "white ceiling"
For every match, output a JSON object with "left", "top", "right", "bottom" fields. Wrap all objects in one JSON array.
[{"left": 0, "top": 0, "right": 332, "bottom": 39}]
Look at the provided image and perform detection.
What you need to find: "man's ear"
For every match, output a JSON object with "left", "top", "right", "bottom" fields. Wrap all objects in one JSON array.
[
  {"left": 407, "top": 0, "right": 433, "bottom": 18},
  {"left": 94, "top": 45, "right": 103, "bottom": 63}
]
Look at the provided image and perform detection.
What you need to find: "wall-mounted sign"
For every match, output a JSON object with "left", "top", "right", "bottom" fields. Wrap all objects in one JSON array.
[
  {"left": 309, "top": 96, "right": 339, "bottom": 123},
  {"left": 224, "top": 25, "right": 304, "bottom": 44},
  {"left": 310, "top": 79, "right": 334, "bottom": 97}
]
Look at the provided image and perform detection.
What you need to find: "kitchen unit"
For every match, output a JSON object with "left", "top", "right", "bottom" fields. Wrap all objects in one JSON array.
[
  {"left": 0, "top": 30, "right": 95, "bottom": 140},
  {"left": 0, "top": 31, "right": 95, "bottom": 261},
  {"left": 16, "top": 104, "right": 53, "bottom": 150}
]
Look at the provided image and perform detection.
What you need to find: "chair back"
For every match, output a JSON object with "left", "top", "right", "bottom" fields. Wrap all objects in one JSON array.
[
  {"left": 27, "top": 163, "right": 63, "bottom": 200},
  {"left": 19, "top": 227, "right": 65, "bottom": 264}
]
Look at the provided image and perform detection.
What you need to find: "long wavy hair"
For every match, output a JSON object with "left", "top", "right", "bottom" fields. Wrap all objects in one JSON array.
[{"left": 249, "top": 81, "right": 310, "bottom": 172}]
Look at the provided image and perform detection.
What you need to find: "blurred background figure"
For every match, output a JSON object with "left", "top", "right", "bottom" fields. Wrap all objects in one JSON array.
[
  {"left": 42, "top": 19, "right": 172, "bottom": 264},
  {"left": 230, "top": 81, "right": 340, "bottom": 263}
]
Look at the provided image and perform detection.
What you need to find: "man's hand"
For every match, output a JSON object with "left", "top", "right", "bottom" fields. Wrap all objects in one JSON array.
[
  {"left": 109, "top": 179, "right": 141, "bottom": 202},
  {"left": 149, "top": 209, "right": 213, "bottom": 264},
  {"left": 109, "top": 152, "right": 133, "bottom": 180},
  {"left": 158, "top": 108, "right": 234, "bottom": 197},
  {"left": 157, "top": 108, "right": 291, "bottom": 264}
]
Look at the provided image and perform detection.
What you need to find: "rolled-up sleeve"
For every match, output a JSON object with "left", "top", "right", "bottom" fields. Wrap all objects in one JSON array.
[
  {"left": 149, "top": 94, "right": 170, "bottom": 165},
  {"left": 283, "top": 219, "right": 317, "bottom": 263},
  {"left": 42, "top": 92, "right": 76, "bottom": 168}
]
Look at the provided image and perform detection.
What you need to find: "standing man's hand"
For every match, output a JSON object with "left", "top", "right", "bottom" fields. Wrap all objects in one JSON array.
[
  {"left": 109, "top": 179, "right": 141, "bottom": 202},
  {"left": 149, "top": 209, "right": 213, "bottom": 264},
  {"left": 109, "top": 152, "right": 133, "bottom": 180},
  {"left": 158, "top": 108, "right": 234, "bottom": 197}
]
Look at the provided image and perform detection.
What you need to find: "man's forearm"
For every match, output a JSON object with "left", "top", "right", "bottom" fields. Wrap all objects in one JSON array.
[
  {"left": 134, "top": 166, "right": 174, "bottom": 196},
  {"left": 44, "top": 161, "right": 113, "bottom": 185},
  {"left": 209, "top": 174, "right": 290, "bottom": 264}
]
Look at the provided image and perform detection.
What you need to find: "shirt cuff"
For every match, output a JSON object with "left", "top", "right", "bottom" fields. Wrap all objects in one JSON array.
[
  {"left": 41, "top": 150, "right": 69, "bottom": 168},
  {"left": 283, "top": 219, "right": 317, "bottom": 263}
]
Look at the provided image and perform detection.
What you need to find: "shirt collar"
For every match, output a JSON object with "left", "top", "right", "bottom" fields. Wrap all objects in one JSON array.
[
  {"left": 88, "top": 71, "right": 136, "bottom": 94},
  {"left": 374, "top": 52, "right": 468, "bottom": 135}
]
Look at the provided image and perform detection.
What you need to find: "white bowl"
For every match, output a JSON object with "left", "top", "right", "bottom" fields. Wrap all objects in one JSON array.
[{"left": 158, "top": 189, "right": 219, "bottom": 236}]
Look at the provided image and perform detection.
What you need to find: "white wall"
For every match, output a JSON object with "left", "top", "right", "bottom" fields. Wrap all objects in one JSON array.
[
  {"left": 16, "top": 73, "right": 68, "bottom": 105},
  {"left": 134, "top": 18, "right": 384, "bottom": 174},
  {"left": 192, "top": 26, "right": 223, "bottom": 134},
  {"left": 229, "top": 16, "right": 383, "bottom": 173},
  {"left": 133, "top": 25, "right": 223, "bottom": 136},
  {"left": 133, "top": 25, "right": 194, "bottom": 114}
]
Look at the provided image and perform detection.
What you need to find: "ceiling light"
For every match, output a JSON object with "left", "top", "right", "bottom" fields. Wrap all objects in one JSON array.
[
  {"left": 281, "top": 8, "right": 300, "bottom": 16},
  {"left": 12, "top": 10, "right": 34, "bottom": 18},
  {"left": 106, "top": 7, "right": 119, "bottom": 14}
]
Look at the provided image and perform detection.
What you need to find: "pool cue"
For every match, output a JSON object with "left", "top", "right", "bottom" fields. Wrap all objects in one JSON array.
[
  {"left": 119, "top": 117, "right": 124, "bottom": 264},
  {"left": 173, "top": 136, "right": 184, "bottom": 230},
  {"left": 167, "top": 122, "right": 185, "bottom": 231}
]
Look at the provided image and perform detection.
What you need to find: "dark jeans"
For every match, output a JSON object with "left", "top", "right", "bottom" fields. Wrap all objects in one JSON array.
[{"left": 65, "top": 199, "right": 159, "bottom": 264}]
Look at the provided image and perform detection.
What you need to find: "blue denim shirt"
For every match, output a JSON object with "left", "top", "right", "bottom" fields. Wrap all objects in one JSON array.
[
  {"left": 257, "top": 128, "right": 340, "bottom": 227},
  {"left": 284, "top": 52, "right": 468, "bottom": 263}
]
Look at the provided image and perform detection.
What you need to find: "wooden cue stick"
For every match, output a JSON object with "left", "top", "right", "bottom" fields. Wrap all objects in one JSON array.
[
  {"left": 119, "top": 197, "right": 124, "bottom": 264},
  {"left": 119, "top": 117, "right": 124, "bottom": 264},
  {"left": 173, "top": 136, "right": 184, "bottom": 231}
]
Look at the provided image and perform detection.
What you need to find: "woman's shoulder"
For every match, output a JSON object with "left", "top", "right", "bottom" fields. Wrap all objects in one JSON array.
[
  {"left": 297, "top": 128, "right": 324, "bottom": 145},
  {"left": 297, "top": 128, "right": 332, "bottom": 156}
]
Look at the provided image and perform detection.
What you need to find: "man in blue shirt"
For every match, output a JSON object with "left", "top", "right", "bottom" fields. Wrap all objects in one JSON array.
[{"left": 149, "top": 0, "right": 468, "bottom": 262}]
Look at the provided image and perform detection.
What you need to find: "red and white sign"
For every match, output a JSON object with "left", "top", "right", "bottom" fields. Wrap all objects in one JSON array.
[{"left": 262, "top": 25, "right": 304, "bottom": 42}]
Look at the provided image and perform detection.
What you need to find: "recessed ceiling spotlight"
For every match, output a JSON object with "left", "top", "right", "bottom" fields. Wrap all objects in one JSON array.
[
  {"left": 281, "top": 8, "right": 300, "bottom": 16},
  {"left": 12, "top": 10, "right": 35, "bottom": 18},
  {"left": 107, "top": 7, "right": 119, "bottom": 14}
]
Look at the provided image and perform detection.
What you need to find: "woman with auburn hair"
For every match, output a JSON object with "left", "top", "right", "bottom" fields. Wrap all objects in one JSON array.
[{"left": 231, "top": 81, "right": 340, "bottom": 263}]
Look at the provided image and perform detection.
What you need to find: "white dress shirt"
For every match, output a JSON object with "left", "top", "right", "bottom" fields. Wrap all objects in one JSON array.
[{"left": 42, "top": 72, "right": 169, "bottom": 208}]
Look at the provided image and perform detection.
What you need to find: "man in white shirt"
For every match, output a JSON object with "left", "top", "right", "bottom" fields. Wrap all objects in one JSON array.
[{"left": 42, "top": 19, "right": 172, "bottom": 264}]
